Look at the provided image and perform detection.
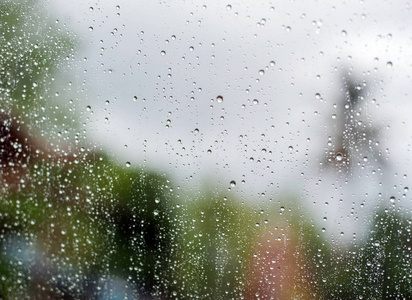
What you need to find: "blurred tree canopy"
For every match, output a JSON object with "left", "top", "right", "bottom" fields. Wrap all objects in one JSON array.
[{"left": 0, "top": 0, "right": 77, "bottom": 135}]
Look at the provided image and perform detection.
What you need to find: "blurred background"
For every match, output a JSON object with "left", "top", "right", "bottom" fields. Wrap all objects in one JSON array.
[{"left": 1, "top": 0, "right": 412, "bottom": 298}]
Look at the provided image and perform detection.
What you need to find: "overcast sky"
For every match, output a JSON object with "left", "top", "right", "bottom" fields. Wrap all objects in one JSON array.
[{"left": 48, "top": 0, "right": 412, "bottom": 239}]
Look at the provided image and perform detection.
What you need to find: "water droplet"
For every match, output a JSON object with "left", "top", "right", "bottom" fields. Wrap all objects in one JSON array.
[
  {"left": 86, "top": 106, "right": 91, "bottom": 111},
  {"left": 161, "top": 50, "right": 166, "bottom": 56},
  {"left": 230, "top": 180, "right": 236, "bottom": 187},
  {"left": 315, "top": 93, "right": 321, "bottom": 99},
  {"left": 389, "top": 196, "right": 396, "bottom": 203},
  {"left": 226, "top": 4, "right": 232, "bottom": 10},
  {"left": 194, "top": 128, "right": 199, "bottom": 133},
  {"left": 336, "top": 152, "right": 343, "bottom": 161},
  {"left": 153, "top": 209, "right": 159, "bottom": 216},
  {"left": 258, "top": 69, "right": 265, "bottom": 75},
  {"left": 341, "top": 30, "right": 347, "bottom": 37},
  {"left": 216, "top": 95, "right": 223, "bottom": 103},
  {"left": 252, "top": 99, "right": 259, "bottom": 105},
  {"left": 288, "top": 146, "right": 293, "bottom": 151},
  {"left": 386, "top": 61, "right": 393, "bottom": 68},
  {"left": 88, "top": 26, "right": 94, "bottom": 32},
  {"left": 133, "top": 96, "right": 138, "bottom": 101},
  {"left": 125, "top": 162, "right": 131, "bottom": 167},
  {"left": 269, "top": 61, "right": 276, "bottom": 67}
]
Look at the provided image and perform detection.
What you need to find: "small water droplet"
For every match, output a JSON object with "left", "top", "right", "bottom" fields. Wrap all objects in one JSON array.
[
  {"left": 161, "top": 50, "right": 166, "bottom": 56},
  {"left": 341, "top": 30, "right": 347, "bottom": 37},
  {"left": 230, "top": 180, "right": 236, "bottom": 187},
  {"left": 269, "top": 61, "right": 276, "bottom": 67},
  {"left": 226, "top": 4, "right": 232, "bottom": 11},
  {"left": 258, "top": 69, "right": 265, "bottom": 75},
  {"left": 88, "top": 26, "right": 94, "bottom": 32},
  {"left": 386, "top": 61, "right": 393, "bottom": 68},
  {"left": 252, "top": 99, "right": 259, "bottom": 105},
  {"left": 133, "top": 96, "right": 138, "bottom": 101},
  {"left": 336, "top": 152, "right": 343, "bottom": 161},
  {"left": 216, "top": 95, "right": 223, "bottom": 103},
  {"left": 125, "top": 162, "right": 131, "bottom": 167}
]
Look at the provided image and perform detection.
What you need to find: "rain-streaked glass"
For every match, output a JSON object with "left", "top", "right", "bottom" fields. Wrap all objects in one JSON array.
[{"left": 1, "top": 0, "right": 411, "bottom": 299}]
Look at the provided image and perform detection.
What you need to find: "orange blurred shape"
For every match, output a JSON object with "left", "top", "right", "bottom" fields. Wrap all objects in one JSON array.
[{"left": 244, "top": 227, "right": 316, "bottom": 300}]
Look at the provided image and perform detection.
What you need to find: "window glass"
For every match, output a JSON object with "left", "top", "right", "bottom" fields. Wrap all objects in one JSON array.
[{"left": 1, "top": 0, "right": 411, "bottom": 298}]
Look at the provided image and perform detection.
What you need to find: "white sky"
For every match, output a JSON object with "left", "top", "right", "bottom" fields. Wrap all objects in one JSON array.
[{"left": 48, "top": 0, "right": 412, "bottom": 239}]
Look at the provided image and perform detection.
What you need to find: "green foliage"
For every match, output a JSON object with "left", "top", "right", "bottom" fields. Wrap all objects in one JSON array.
[
  {"left": 0, "top": 0, "right": 76, "bottom": 132},
  {"left": 356, "top": 209, "right": 412, "bottom": 299},
  {"left": 173, "top": 190, "right": 256, "bottom": 299}
]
